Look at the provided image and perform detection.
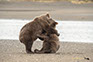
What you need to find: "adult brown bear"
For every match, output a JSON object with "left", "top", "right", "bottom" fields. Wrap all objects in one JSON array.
[{"left": 19, "top": 13, "right": 59, "bottom": 53}]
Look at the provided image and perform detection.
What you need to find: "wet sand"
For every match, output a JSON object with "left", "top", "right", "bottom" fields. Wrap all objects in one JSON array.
[
  {"left": 0, "top": 40, "right": 93, "bottom": 62},
  {"left": 0, "top": 1, "right": 93, "bottom": 20}
]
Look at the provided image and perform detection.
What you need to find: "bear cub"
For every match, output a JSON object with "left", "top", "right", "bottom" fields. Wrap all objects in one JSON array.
[
  {"left": 34, "top": 22, "right": 60, "bottom": 53},
  {"left": 34, "top": 33, "right": 60, "bottom": 53}
]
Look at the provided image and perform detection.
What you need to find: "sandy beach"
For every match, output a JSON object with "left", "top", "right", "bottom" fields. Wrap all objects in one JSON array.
[{"left": 0, "top": 40, "right": 93, "bottom": 62}]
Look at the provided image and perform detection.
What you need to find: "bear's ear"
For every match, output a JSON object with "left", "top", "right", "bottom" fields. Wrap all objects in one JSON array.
[
  {"left": 50, "top": 22, "right": 58, "bottom": 28},
  {"left": 34, "top": 17, "right": 39, "bottom": 21},
  {"left": 46, "top": 13, "right": 50, "bottom": 18},
  {"left": 52, "top": 22, "right": 58, "bottom": 26},
  {"left": 55, "top": 22, "right": 58, "bottom": 25}
]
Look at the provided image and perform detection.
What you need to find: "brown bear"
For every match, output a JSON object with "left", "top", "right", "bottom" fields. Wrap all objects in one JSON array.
[
  {"left": 34, "top": 21, "right": 60, "bottom": 54},
  {"left": 19, "top": 13, "right": 59, "bottom": 53},
  {"left": 34, "top": 33, "right": 60, "bottom": 53}
]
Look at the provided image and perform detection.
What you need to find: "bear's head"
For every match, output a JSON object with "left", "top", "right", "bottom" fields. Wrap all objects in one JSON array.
[
  {"left": 36, "top": 13, "right": 56, "bottom": 25},
  {"left": 34, "top": 13, "right": 60, "bottom": 36},
  {"left": 50, "top": 22, "right": 58, "bottom": 28},
  {"left": 46, "top": 26, "right": 60, "bottom": 36}
]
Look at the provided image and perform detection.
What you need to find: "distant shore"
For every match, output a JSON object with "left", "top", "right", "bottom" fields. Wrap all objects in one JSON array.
[{"left": 0, "top": 1, "right": 93, "bottom": 20}]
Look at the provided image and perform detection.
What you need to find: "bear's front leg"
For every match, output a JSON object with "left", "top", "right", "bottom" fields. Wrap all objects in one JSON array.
[{"left": 37, "top": 34, "right": 49, "bottom": 41}]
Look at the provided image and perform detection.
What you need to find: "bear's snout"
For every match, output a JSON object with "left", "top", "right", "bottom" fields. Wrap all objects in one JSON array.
[{"left": 57, "top": 33, "right": 60, "bottom": 36}]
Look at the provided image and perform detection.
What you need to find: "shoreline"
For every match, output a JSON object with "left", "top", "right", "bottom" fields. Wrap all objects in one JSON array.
[
  {"left": 0, "top": 19, "right": 93, "bottom": 43},
  {"left": 0, "top": 39, "right": 93, "bottom": 53}
]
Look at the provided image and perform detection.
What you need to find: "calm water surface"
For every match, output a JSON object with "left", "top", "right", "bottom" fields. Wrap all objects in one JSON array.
[{"left": 0, "top": 19, "right": 93, "bottom": 43}]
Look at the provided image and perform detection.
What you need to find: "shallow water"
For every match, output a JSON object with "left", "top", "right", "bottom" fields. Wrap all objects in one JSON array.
[{"left": 0, "top": 19, "right": 93, "bottom": 43}]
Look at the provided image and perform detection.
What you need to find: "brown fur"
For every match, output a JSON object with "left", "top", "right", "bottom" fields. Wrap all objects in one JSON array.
[
  {"left": 19, "top": 13, "right": 59, "bottom": 53},
  {"left": 34, "top": 22, "right": 60, "bottom": 53},
  {"left": 34, "top": 34, "right": 60, "bottom": 53}
]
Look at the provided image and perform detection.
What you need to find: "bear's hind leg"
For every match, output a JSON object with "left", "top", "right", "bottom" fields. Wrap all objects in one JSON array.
[{"left": 25, "top": 41, "right": 34, "bottom": 54}]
